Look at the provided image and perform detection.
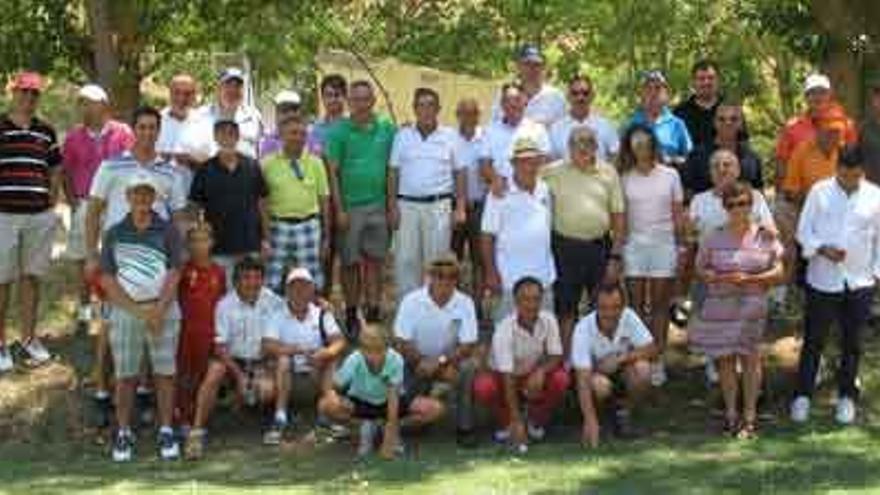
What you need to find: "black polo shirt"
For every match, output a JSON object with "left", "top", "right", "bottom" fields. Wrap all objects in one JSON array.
[
  {"left": 683, "top": 141, "right": 764, "bottom": 195},
  {"left": 673, "top": 95, "right": 749, "bottom": 149},
  {"left": 189, "top": 154, "right": 267, "bottom": 255},
  {"left": 0, "top": 115, "right": 61, "bottom": 213}
]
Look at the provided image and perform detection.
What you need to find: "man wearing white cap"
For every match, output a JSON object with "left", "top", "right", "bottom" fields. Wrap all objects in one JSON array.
[
  {"left": 196, "top": 67, "right": 263, "bottom": 158},
  {"left": 99, "top": 171, "right": 184, "bottom": 462},
  {"left": 259, "top": 89, "right": 302, "bottom": 158},
  {"left": 262, "top": 266, "right": 346, "bottom": 443},
  {"left": 481, "top": 135, "right": 556, "bottom": 321},
  {"left": 62, "top": 83, "right": 134, "bottom": 326}
]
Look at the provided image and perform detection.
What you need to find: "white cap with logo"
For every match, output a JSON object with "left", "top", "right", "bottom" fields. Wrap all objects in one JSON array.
[
  {"left": 285, "top": 267, "right": 314, "bottom": 285},
  {"left": 78, "top": 84, "right": 109, "bottom": 103}
]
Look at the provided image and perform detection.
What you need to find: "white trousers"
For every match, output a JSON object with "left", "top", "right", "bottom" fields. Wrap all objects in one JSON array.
[{"left": 394, "top": 199, "right": 452, "bottom": 300}]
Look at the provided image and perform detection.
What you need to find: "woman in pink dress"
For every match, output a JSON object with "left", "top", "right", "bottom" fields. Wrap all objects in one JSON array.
[{"left": 689, "top": 181, "right": 784, "bottom": 438}]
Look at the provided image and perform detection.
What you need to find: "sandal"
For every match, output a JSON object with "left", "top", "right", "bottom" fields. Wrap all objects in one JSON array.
[
  {"left": 737, "top": 420, "right": 758, "bottom": 440},
  {"left": 722, "top": 416, "right": 739, "bottom": 437}
]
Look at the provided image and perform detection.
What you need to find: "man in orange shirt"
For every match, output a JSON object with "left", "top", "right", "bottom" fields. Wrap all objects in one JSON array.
[{"left": 781, "top": 111, "right": 848, "bottom": 204}]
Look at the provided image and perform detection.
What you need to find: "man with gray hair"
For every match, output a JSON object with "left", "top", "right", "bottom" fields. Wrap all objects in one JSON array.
[{"left": 542, "top": 126, "right": 625, "bottom": 354}]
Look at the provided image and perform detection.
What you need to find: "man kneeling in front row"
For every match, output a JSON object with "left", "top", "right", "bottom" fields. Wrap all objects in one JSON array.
[
  {"left": 262, "top": 267, "right": 347, "bottom": 443},
  {"left": 185, "top": 258, "right": 285, "bottom": 460},
  {"left": 573, "top": 283, "right": 656, "bottom": 447}
]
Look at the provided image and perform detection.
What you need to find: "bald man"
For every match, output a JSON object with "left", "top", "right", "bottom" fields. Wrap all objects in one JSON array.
[{"left": 157, "top": 74, "right": 210, "bottom": 191}]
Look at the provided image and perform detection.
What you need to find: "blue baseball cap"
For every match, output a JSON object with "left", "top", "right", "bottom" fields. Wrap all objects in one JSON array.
[{"left": 517, "top": 44, "right": 544, "bottom": 63}]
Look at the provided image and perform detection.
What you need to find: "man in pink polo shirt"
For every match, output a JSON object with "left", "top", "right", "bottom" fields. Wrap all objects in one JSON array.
[{"left": 62, "top": 84, "right": 134, "bottom": 325}]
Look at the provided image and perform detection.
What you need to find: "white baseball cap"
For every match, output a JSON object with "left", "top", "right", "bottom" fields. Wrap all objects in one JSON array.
[
  {"left": 125, "top": 171, "right": 159, "bottom": 193},
  {"left": 218, "top": 67, "right": 245, "bottom": 84},
  {"left": 274, "top": 89, "right": 302, "bottom": 106},
  {"left": 804, "top": 73, "right": 832, "bottom": 93},
  {"left": 285, "top": 267, "right": 314, "bottom": 285},
  {"left": 78, "top": 84, "right": 109, "bottom": 103}
]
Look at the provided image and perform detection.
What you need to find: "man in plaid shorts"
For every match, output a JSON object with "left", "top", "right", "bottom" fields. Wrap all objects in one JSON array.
[
  {"left": 99, "top": 171, "right": 184, "bottom": 462},
  {"left": 261, "top": 114, "right": 330, "bottom": 293}
]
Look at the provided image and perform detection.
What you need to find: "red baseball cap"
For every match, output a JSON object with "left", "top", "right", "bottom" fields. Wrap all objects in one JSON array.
[{"left": 10, "top": 71, "right": 44, "bottom": 92}]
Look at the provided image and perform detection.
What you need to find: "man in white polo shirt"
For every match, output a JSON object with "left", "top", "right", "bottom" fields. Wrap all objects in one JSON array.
[
  {"left": 388, "top": 88, "right": 467, "bottom": 299},
  {"left": 571, "top": 283, "right": 655, "bottom": 447},
  {"left": 481, "top": 135, "right": 555, "bottom": 321},
  {"left": 393, "top": 255, "right": 479, "bottom": 446},
  {"left": 490, "top": 44, "right": 566, "bottom": 129},
  {"left": 548, "top": 73, "right": 619, "bottom": 163},
  {"left": 195, "top": 67, "right": 263, "bottom": 158},
  {"left": 479, "top": 82, "right": 550, "bottom": 196},
  {"left": 262, "top": 266, "right": 346, "bottom": 444}
]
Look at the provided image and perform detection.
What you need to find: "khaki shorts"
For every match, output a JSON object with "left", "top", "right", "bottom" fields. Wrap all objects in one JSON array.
[
  {"left": 0, "top": 210, "right": 58, "bottom": 283},
  {"left": 109, "top": 305, "right": 180, "bottom": 379},
  {"left": 339, "top": 204, "right": 389, "bottom": 266},
  {"left": 64, "top": 204, "right": 88, "bottom": 261}
]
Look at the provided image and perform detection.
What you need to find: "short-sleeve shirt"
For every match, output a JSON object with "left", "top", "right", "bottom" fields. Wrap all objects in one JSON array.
[
  {"left": 490, "top": 311, "right": 563, "bottom": 376},
  {"left": 335, "top": 349, "right": 405, "bottom": 406},
  {"left": 214, "top": 288, "right": 285, "bottom": 360},
  {"left": 689, "top": 189, "right": 775, "bottom": 243},
  {"left": 261, "top": 150, "right": 329, "bottom": 218},
  {"left": 781, "top": 139, "right": 838, "bottom": 197},
  {"left": 456, "top": 128, "right": 486, "bottom": 202},
  {"left": 571, "top": 307, "right": 653, "bottom": 371},
  {"left": 195, "top": 103, "right": 263, "bottom": 158},
  {"left": 62, "top": 120, "right": 134, "bottom": 199},
  {"left": 683, "top": 141, "right": 764, "bottom": 195},
  {"left": 265, "top": 303, "right": 341, "bottom": 372},
  {"left": 775, "top": 111, "right": 858, "bottom": 165},
  {"left": 622, "top": 164, "right": 683, "bottom": 245},
  {"left": 481, "top": 179, "right": 556, "bottom": 289},
  {"left": 672, "top": 96, "right": 749, "bottom": 148},
  {"left": 390, "top": 125, "right": 463, "bottom": 197},
  {"left": 548, "top": 113, "right": 620, "bottom": 163},
  {"left": 0, "top": 115, "right": 61, "bottom": 213},
  {"left": 189, "top": 154, "right": 267, "bottom": 255},
  {"left": 324, "top": 114, "right": 396, "bottom": 209},
  {"left": 393, "top": 287, "right": 478, "bottom": 358},
  {"left": 490, "top": 84, "right": 567, "bottom": 128},
  {"left": 89, "top": 151, "right": 187, "bottom": 231},
  {"left": 628, "top": 107, "right": 693, "bottom": 160},
  {"left": 478, "top": 118, "right": 550, "bottom": 179},
  {"left": 99, "top": 213, "right": 183, "bottom": 304},
  {"left": 543, "top": 161, "right": 624, "bottom": 241}
]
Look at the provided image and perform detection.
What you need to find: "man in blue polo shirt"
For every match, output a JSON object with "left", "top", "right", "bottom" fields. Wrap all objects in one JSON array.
[{"left": 627, "top": 70, "right": 692, "bottom": 166}]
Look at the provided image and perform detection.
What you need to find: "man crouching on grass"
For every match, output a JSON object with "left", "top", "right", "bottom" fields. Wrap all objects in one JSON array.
[
  {"left": 318, "top": 323, "right": 444, "bottom": 459},
  {"left": 100, "top": 172, "right": 184, "bottom": 462}
]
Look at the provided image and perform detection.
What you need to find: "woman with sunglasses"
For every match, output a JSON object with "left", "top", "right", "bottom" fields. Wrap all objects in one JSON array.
[
  {"left": 618, "top": 123, "right": 686, "bottom": 387},
  {"left": 689, "top": 181, "right": 783, "bottom": 439}
]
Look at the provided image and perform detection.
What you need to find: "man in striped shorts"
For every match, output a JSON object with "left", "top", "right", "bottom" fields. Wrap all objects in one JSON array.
[
  {"left": 99, "top": 171, "right": 184, "bottom": 462},
  {"left": 261, "top": 115, "right": 330, "bottom": 293}
]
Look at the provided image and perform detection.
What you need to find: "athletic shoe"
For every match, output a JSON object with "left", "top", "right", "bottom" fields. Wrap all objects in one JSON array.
[
  {"left": 357, "top": 420, "right": 379, "bottom": 457},
  {"left": 835, "top": 397, "right": 856, "bottom": 425},
  {"left": 790, "top": 396, "right": 811, "bottom": 423},
  {"left": 23, "top": 338, "right": 51, "bottom": 363},
  {"left": 492, "top": 428, "right": 511, "bottom": 444},
  {"left": 112, "top": 430, "right": 135, "bottom": 462},
  {"left": 185, "top": 429, "right": 206, "bottom": 460},
  {"left": 650, "top": 362, "right": 667, "bottom": 387},
  {"left": 263, "top": 419, "right": 286, "bottom": 445},
  {"left": 158, "top": 429, "right": 180, "bottom": 460},
  {"left": 0, "top": 346, "right": 13, "bottom": 373},
  {"left": 526, "top": 422, "right": 545, "bottom": 441}
]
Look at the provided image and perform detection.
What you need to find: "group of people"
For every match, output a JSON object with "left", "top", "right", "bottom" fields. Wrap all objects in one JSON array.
[{"left": 1, "top": 43, "right": 880, "bottom": 462}]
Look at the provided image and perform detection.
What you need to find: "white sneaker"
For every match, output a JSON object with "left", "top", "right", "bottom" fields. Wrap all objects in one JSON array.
[
  {"left": 527, "top": 422, "right": 545, "bottom": 441},
  {"left": 493, "top": 428, "right": 511, "bottom": 443},
  {"left": 158, "top": 429, "right": 180, "bottom": 460},
  {"left": 790, "top": 396, "right": 811, "bottom": 423},
  {"left": 357, "top": 421, "right": 379, "bottom": 457},
  {"left": 23, "top": 338, "right": 51, "bottom": 363},
  {"left": 835, "top": 397, "right": 856, "bottom": 425},
  {"left": 704, "top": 360, "right": 719, "bottom": 385},
  {"left": 650, "top": 362, "right": 667, "bottom": 387},
  {"left": 112, "top": 430, "right": 135, "bottom": 462},
  {"left": 0, "top": 346, "right": 13, "bottom": 373}
]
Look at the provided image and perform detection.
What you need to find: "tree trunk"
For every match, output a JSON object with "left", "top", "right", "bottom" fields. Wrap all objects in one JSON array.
[{"left": 84, "top": 0, "right": 142, "bottom": 118}]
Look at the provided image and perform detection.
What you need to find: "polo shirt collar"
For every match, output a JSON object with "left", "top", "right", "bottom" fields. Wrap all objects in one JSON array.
[
  {"left": 634, "top": 106, "right": 673, "bottom": 125},
  {"left": 120, "top": 150, "right": 166, "bottom": 167},
  {"left": 121, "top": 211, "right": 162, "bottom": 233}
]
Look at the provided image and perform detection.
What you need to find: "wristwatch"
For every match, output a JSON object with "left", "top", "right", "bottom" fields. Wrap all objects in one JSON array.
[{"left": 438, "top": 354, "right": 449, "bottom": 366}]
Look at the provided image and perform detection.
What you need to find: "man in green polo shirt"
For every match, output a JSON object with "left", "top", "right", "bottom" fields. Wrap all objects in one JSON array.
[
  {"left": 262, "top": 115, "right": 331, "bottom": 292},
  {"left": 542, "top": 126, "right": 625, "bottom": 354},
  {"left": 325, "top": 80, "right": 397, "bottom": 331}
]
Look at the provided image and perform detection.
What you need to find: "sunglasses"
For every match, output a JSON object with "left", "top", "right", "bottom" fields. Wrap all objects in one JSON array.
[
  {"left": 724, "top": 199, "right": 751, "bottom": 210},
  {"left": 570, "top": 89, "right": 591, "bottom": 97}
]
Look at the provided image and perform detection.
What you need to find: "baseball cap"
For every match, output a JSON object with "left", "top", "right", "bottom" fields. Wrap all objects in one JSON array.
[
  {"left": 804, "top": 73, "right": 831, "bottom": 93},
  {"left": 78, "top": 84, "right": 109, "bottom": 103},
  {"left": 125, "top": 171, "right": 159, "bottom": 193},
  {"left": 218, "top": 67, "right": 245, "bottom": 84},
  {"left": 511, "top": 135, "right": 545, "bottom": 159},
  {"left": 517, "top": 44, "right": 544, "bottom": 63},
  {"left": 641, "top": 70, "right": 668, "bottom": 86},
  {"left": 213, "top": 117, "right": 239, "bottom": 130},
  {"left": 274, "top": 89, "right": 302, "bottom": 107},
  {"left": 10, "top": 71, "right": 43, "bottom": 92},
  {"left": 285, "top": 267, "right": 314, "bottom": 285}
]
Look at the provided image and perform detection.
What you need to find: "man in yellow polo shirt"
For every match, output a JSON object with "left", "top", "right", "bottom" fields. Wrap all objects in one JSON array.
[
  {"left": 261, "top": 115, "right": 331, "bottom": 292},
  {"left": 542, "top": 126, "right": 625, "bottom": 353}
]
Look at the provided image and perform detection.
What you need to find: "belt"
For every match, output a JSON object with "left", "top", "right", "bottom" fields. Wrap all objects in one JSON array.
[
  {"left": 397, "top": 193, "right": 453, "bottom": 203},
  {"left": 272, "top": 213, "right": 318, "bottom": 224}
]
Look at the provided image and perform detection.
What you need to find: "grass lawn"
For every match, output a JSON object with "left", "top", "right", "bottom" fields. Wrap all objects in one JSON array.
[{"left": 1, "top": 259, "right": 880, "bottom": 494}]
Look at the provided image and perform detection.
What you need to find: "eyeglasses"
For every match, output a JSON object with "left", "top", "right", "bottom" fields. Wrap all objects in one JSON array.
[
  {"left": 724, "top": 199, "right": 751, "bottom": 210},
  {"left": 570, "top": 89, "right": 591, "bottom": 97},
  {"left": 716, "top": 116, "right": 740, "bottom": 123}
]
